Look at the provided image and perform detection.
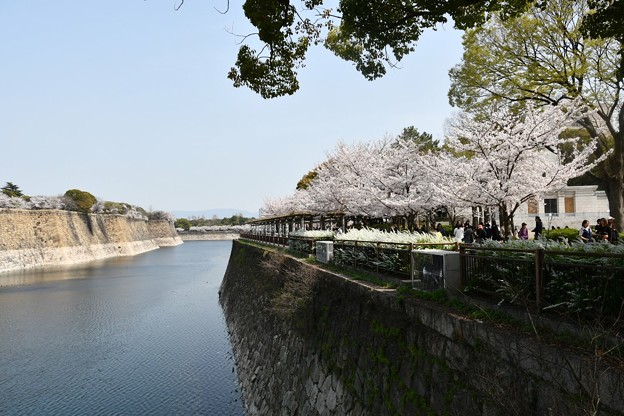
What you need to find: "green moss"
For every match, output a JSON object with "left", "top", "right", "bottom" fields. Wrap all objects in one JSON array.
[{"left": 371, "top": 319, "right": 401, "bottom": 339}]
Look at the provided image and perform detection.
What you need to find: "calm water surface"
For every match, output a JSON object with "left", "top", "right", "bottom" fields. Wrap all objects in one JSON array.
[{"left": 0, "top": 240, "right": 245, "bottom": 415}]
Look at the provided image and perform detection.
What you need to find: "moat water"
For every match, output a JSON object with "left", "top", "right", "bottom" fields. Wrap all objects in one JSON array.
[{"left": 0, "top": 240, "right": 245, "bottom": 415}]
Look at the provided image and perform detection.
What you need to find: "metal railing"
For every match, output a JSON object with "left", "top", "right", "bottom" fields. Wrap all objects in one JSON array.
[
  {"left": 239, "top": 233, "right": 324, "bottom": 254},
  {"left": 239, "top": 233, "right": 289, "bottom": 247},
  {"left": 333, "top": 239, "right": 459, "bottom": 278},
  {"left": 241, "top": 233, "right": 624, "bottom": 318},
  {"left": 241, "top": 232, "right": 458, "bottom": 279},
  {"left": 460, "top": 245, "right": 624, "bottom": 316}
]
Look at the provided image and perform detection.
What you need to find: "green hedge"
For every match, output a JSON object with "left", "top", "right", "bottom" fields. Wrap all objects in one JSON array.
[
  {"left": 64, "top": 189, "right": 97, "bottom": 213},
  {"left": 542, "top": 228, "right": 580, "bottom": 242}
]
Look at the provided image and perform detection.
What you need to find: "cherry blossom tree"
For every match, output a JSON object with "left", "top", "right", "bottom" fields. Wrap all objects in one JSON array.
[
  {"left": 423, "top": 99, "right": 610, "bottom": 237},
  {"left": 0, "top": 194, "right": 69, "bottom": 210},
  {"left": 367, "top": 137, "right": 440, "bottom": 229},
  {"left": 261, "top": 136, "right": 441, "bottom": 229},
  {"left": 261, "top": 192, "right": 309, "bottom": 217},
  {"left": 317, "top": 140, "right": 391, "bottom": 217},
  {"left": 0, "top": 194, "right": 28, "bottom": 209}
]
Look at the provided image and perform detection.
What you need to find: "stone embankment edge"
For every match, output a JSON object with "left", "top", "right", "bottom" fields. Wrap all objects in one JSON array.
[
  {"left": 220, "top": 240, "right": 624, "bottom": 415},
  {"left": 179, "top": 233, "right": 240, "bottom": 241},
  {"left": 0, "top": 209, "right": 182, "bottom": 274}
]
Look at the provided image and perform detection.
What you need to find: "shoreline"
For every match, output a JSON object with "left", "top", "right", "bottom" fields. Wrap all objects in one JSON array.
[{"left": 179, "top": 233, "right": 240, "bottom": 241}]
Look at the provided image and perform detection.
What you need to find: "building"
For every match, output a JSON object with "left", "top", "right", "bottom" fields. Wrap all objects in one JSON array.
[{"left": 514, "top": 185, "right": 610, "bottom": 230}]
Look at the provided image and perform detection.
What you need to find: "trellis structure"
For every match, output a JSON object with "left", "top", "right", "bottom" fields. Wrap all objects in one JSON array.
[{"left": 248, "top": 212, "right": 345, "bottom": 237}]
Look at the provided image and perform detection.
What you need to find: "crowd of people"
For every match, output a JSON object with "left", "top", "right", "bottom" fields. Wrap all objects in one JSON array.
[
  {"left": 579, "top": 217, "right": 620, "bottom": 244},
  {"left": 447, "top": 215, "right": 621, "bottom": 244},
  {"left": 452, "top": 220, "right": 503, "bottom": 243}
]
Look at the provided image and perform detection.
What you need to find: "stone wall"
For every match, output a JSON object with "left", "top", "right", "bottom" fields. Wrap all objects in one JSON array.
[
  {"left": 0, "top": 209, "right": 182, "bottom": 273},
  {"left": 179, "top": 232, "right": 240, "bottom": 241},
  {"left": 147, "top": 219, "right": 185, "bottom": 246},
  {"left": 220, "top": 241, "right": 624, "bottom": 416}
]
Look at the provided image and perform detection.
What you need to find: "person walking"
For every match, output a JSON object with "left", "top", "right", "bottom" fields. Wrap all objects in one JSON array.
[
  {"left": 463, "top": 222, "right": 474, "bottom": 244},
  {"left": 476, "top": 223, "right": 488, "bottom": 243},
  {"left": 453, "top": 222, "right": 464, "bottom": 242},
  {"left": 532, "top": 216, "right": 543, "bottom": 239},
  {"left": 490, "top": 220, "right": 501, "bottom": 241}
]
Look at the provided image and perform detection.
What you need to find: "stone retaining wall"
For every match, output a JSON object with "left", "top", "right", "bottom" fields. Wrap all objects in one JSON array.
[
  {"left": 179, "top": 232, "right": 240, "bottom": 241},
  {"left": 220, "top": 241, "right": 624, "bottom": 416},
  {"left": 0, "top": 209, "right": 182, "bottom": 273}
]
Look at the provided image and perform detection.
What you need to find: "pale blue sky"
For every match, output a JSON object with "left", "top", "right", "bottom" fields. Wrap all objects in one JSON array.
[{"left": 1, "top": 1, "right": 463, "bottom": 215}]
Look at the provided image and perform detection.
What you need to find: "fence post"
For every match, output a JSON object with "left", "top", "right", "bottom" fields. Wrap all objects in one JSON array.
[
  {"left": 459, "top": 245, "right": 466, "bottom": 287},
  {"left": 535, "top": 248, "right": 544, "bottom": 312},
  {"left": 409, "top": 243, "right": 414, "bottom": 283},
  {"left": 354, "top": 241, "right": 358, "bottom": 268}
]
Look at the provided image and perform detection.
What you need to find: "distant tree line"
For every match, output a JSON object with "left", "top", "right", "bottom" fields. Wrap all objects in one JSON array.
[{"left": 174, "top": 214, "right": 255, "bottom": 231}]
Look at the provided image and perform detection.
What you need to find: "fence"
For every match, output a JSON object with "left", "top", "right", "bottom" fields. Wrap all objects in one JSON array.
[
  {"left": 239, "top": 233, "right": 326, "bottom": 255},
  {"left": 333, "top": 240, "right": 459, "bottom": 278},
  {"left": 460, "top": 245, "right": 624, "bottom": 317},
  {"left": 241, "top": 233, "right": 624, "bottom": 318},
  {"left": 241, "top": 232, "right": 458, "bottom": 278}
]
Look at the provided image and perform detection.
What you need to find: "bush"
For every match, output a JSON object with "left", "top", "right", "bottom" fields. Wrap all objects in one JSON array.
[
  {"left": 147, "top": 210, "right": 174, "bottom": 222},
  {"left": 175, "top": 218, "right": 191, "bottom": 231},
  {"left": 64, "top": 189, "right": 97, "bottom": 213},
  {"left": 542, "top": 227, "right": 582, "bottom": 243}
]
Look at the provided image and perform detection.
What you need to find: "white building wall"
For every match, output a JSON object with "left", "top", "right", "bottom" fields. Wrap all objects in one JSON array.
[{"left": 513, "top": 185, "right": 610, "bottom": 230}]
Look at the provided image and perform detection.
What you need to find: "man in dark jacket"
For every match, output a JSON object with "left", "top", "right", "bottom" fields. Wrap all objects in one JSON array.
[
  {"left": 463, "top": 222, "right": 474, "bottom": 243},
  {"left": 476, "top": 223, "right": 488, "bottom": 243},
  {"left": 532, "top": 216, "right": 543, "bottom": 239}
]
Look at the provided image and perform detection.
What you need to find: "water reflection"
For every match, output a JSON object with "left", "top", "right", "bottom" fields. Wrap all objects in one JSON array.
[
  {"left": 0, "top": 256, "right": 137, "bottom": 287},
  {"left": 0, "top": 241, "right": 245, "bottom": 416}
]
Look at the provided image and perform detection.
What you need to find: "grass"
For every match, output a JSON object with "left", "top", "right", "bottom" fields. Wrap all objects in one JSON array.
[{"left": 306, "top": 257, "right": 399, "bottom": 288}]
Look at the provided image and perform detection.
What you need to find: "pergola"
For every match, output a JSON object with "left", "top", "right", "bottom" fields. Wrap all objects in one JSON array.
[{"left": 248, "top": 212, "right": 346, "bottom": 236}]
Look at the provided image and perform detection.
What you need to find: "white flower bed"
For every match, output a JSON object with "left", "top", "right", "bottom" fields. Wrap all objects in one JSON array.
[
  {"left": 288, "top": 230, "right": 334, "bottom": 239},
  {"left": 336, "top": 228, "right": 455, "bottom": 245},
  {"left": 189, "top": 225, "right": 251, "bottom": 232}
]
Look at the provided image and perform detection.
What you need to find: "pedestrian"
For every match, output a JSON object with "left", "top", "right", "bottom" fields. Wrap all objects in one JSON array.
[
  {"left": 463, "top": 222, "right": 474, "bottom": 244},
  {"left": 436, "top": 223, "right": 447, "bottom": 237},
  {"left": 476, "top": 222, "right": 488, "bottom": 243},
  {"left": 532, "top": 216, "right": 543, "bottom": 239},
  {"left": 484, "top": 223, "right": 492, "bottom": 239},
  {"left": 453, "top": 222, "right": 464, "bottom": 242},
  {"left": 490, "top": 220, "right": 501, "bottom": 241},
  {"left": 579, "top": 220, "right": 593, "bottom": 243},
  {"left": 518, "top": 223, "right": 529, "bottom": 240}
]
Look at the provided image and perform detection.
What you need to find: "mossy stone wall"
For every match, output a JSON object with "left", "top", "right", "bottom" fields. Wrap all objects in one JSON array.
[{"left": 220, "top": 241, "right": 624, "bottom": 416}]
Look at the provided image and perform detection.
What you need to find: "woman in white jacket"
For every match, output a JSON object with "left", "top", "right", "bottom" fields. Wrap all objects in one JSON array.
[{"left": 453, "top": 223, "right": 464, "bottom": 242}]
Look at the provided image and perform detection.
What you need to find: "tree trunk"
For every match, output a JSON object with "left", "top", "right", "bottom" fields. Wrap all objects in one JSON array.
[
  {"left": 606, "top": 168, "right": 624, "bottom": 232},
  {"left": 407, "top": 212, "right": 417, "bottom": 232},
  {"left": 599, "top": 114, "right": 624, "bottom": 232},
  {"left": 499, "top": 204, "right": 511, "bottom": 240}
]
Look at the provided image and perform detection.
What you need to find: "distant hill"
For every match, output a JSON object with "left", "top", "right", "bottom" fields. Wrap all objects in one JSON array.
[{"left": 172, "top": 209, "right": 258, "bottom": 219}]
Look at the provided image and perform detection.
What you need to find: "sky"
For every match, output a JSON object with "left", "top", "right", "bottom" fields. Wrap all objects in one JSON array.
[{"left": 0, "top": 1, "right": 464, "bottom": 216}]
